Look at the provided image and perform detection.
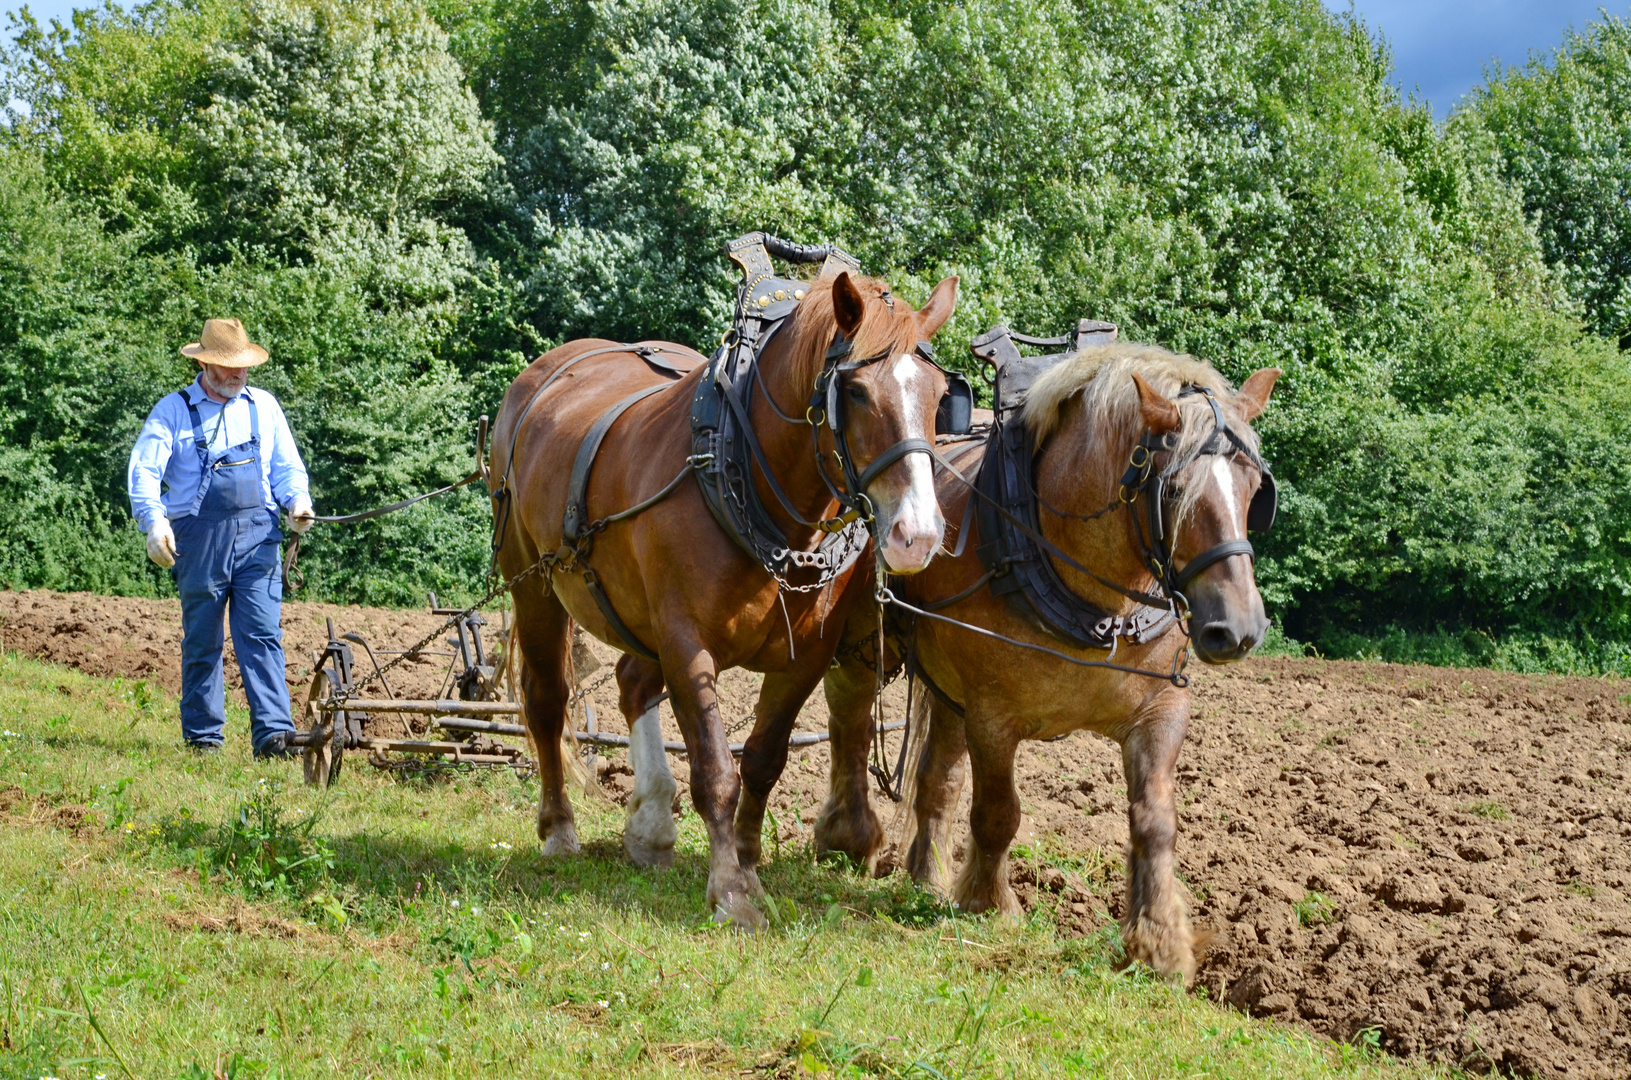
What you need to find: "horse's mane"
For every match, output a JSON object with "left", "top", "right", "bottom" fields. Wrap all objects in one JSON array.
[
  {"left": 1022, "top": 342, "right": 1262, "bottom": 529},
  {"left": 782, "top": 271, "right": 924, "bottom": 393}
]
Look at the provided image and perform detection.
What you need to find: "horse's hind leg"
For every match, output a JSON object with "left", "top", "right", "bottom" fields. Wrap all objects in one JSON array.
[
  {"left": 735, "top": 659, "right": 832, "bottom": 891},
  {"left": 813, "top": 628, "right": 887, "bottom": 867},
  {"left": 1119, "top": 699, "right": 1197, "bottom": 984},
  {"left": 904, "top": 697, "right": 967, "bottom": 896},
  {"left": 617, "top": 654, "right": 677, "bottom": 868},
  {"left": 512, "top": 577, "right": 578, "bottom": 854}
]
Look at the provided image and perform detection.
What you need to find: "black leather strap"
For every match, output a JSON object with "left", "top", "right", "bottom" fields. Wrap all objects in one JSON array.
[
  {"left": 854, "top": 437, "right": 934, "bottom": 495},
  {"left": 564, "top": 382, "right": 674, "bottom": 544},
  {"left": 582, "top": 568, "right": 659, "bottom": 661},
  {"left": 1173, "top": 538, "right": 1255, "bottom": 592},
  {"left": 720, "top": 369, "right": 832, "bottom": 529}
]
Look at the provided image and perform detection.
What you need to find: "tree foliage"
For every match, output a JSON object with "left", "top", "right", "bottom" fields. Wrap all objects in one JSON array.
[
  {"left": 3, "top": 0, "right": 1631, "bottom": 669},
  {"left": 1464, "top": 14, "right": 1631, "bottom": 346}
]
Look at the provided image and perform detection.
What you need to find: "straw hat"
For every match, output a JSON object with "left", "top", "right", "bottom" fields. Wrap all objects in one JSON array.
[{"left": 179, "top": 318, "right": 269, "bottom": 368}]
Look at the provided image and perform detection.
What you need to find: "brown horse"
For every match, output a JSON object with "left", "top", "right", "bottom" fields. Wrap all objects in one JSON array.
[
  {"left": 809, "top": 343, "right": 1279, "bottom": 981},
  {"left": 488, "top": 270, "right": 958, "bottom": 928}
]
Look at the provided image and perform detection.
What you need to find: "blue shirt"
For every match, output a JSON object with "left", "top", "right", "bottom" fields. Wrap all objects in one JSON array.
[{"left": 127, "top": 376, "right": 311, "bottom": 533}]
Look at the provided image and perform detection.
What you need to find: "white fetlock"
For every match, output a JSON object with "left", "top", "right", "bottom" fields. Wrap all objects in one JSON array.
[{"left": 623, "top": 704, "right": 678, "bottom": 868}]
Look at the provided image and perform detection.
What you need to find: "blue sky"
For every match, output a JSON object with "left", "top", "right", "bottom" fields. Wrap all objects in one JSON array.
[
  {"left": 4, "top": 1, "right": 1625, "bottom": 122},
  {"left": 1327, "top": 0, "right": 1623, "bottom": 118}
]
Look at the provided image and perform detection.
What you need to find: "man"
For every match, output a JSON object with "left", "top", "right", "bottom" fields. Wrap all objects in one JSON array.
[{"left": 128, "top": 318, "right": 316, "bottom": 757}]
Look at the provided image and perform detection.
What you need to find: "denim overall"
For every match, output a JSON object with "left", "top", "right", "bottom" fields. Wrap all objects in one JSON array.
[{"left": 173, "top": 391, "right": 294, "bottom": 751}]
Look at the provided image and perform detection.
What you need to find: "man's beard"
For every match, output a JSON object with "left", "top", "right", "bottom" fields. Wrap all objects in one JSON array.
[{"left": 202, "top": 367, "right": 247, "bottom": 399}]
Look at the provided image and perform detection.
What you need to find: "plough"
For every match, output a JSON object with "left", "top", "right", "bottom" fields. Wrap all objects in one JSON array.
[{"left": 291, "top": 596, "right": 899, "bottom": 787}]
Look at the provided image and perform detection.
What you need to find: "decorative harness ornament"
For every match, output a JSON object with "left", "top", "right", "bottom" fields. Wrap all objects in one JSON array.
[
  {"left": 876, "top": 318, "right": 1279, "bottom": 700},
  {"left": 688, "top": 232, "right": 973, "bottom": 591}
]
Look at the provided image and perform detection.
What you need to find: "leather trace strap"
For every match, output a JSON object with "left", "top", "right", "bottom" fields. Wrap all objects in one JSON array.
[
  {"left": 557, "top": 374, "right": 691, "bottom": 662},
  {"left": 564, "top": 382, "right": 674, "bottom": 545}
]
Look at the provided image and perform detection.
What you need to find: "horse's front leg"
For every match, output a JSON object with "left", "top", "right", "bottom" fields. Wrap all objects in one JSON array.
[
  {"left": 513, "top": 577, "right": 578, "bottom": 855},
  {"left": 664, "top": 639, "right": 765, "bottom": 931},
  {"left": 1119, "top": 694, "right": 1196, "bottom": 984},
  {"left": 953, "top": 711, "right": 1022, "bottom": 916},
  {"left": 616, "top": 654, "right": 677, "bottom": 868},
  {"left": 905, "top": 696, "right": 967, "bottom": 895},
  {"left": 735, "top": 657, "right": 835, "bottom": 890},
  {"left": 812, "top": 635, "right": 887, "bottom": 869}
]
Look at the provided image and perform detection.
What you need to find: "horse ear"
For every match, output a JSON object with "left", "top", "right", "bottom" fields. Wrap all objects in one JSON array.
[
  {"left": 1131, "top": 373, "right": 1181, "bottom": 434},
  {"left": 831, "top": 271, "right": 865, "bottom": 337},
  {"left": 1235, "top": 368, "right": 1282, "bottom": 423},
  {"left": 917, "top": 275, "right": 959, "bottom": 338}
]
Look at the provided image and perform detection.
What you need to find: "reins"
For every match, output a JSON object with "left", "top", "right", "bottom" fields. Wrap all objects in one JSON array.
[{"left": 869, "top": 378, "right": 1274, "bottom": 708}]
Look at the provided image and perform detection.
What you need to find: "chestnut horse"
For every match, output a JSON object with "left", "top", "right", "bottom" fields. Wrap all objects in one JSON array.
[
  {"left": 810, "top": 344, "right": 1279, "bottom": 980},
  {"left": 489, "top": 270, "right": 958, "bottom": 928}
]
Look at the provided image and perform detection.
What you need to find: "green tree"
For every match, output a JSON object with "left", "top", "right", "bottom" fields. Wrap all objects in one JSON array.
[
  {"left": 0, "top": 0, "right": 516, "bottom": 604},
  {"left": 1462, "top": 13, "right": 1631, "bottom": 344}
]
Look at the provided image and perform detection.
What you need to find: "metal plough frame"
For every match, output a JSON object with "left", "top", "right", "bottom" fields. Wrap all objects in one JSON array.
[{"left": 293, "top": 600, "right": 901, "bottom": 787}]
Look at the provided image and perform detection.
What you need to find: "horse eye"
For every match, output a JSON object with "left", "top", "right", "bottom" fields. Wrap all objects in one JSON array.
[{"left": 845, "top": 383, "right": 869, "bottom": 406}]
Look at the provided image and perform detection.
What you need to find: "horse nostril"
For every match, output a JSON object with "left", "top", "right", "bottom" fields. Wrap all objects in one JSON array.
[{"left": 1197, "top": 622, "right": 1239, "bottom": 658}]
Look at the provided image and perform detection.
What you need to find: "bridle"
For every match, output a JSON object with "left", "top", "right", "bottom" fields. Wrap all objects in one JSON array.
[
  {"left": 692, "top": 233, "right": 970, "bottom": 588},
  {"left": 803, "top": 334, "right": 953, "bottom": 536},
  {"left": 1118, "top": 384, "right": 1277, "bottom": 609}
]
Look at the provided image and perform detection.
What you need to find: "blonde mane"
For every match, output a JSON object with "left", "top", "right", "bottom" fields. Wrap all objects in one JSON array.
[
  {"left": 780, "top": 272, "right": 924, "bottom": 393},
  {"left": 1022, "top": 342, "right": 1261, "bottom": 529}
]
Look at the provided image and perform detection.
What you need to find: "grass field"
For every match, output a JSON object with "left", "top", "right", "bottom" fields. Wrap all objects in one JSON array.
[{"left": 0, "top": 652, "right": 1457, "bottom": 1079}]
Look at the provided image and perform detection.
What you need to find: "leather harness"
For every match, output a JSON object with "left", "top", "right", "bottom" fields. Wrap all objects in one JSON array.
[
  {"left": 872, "top": 318, "right": 1279, "bottom": 744},
  {"left": 491, "top": 232, "right": 976, "bottom": 662}
]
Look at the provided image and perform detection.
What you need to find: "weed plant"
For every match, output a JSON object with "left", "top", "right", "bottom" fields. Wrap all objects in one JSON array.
[{"left": 0, "top": 653, "right": 1457, "bottom": 1078}]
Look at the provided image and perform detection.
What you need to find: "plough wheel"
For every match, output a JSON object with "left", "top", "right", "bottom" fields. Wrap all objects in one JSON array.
[{"left": 301, "top": 667, "right": 345, "bottom": 788}]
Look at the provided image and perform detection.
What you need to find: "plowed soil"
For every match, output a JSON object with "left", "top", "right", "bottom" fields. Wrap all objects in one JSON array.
[{"left": 3, "top": 588, "right": 1628, "bottom": 1078}]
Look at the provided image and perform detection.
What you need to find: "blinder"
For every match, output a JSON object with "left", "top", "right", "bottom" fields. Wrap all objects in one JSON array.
[
  {"left": 1248, "top": 471, "right": 1277, "bottom": 533},
  {"left": 926, "top": 338, "right": 974, "bottom": 435},
  {"left": 1126, "top": 384, "right": 1276, "bottom": 601}
]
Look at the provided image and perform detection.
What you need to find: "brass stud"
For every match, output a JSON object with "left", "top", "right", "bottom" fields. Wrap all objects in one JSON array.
[
  {"left": 757, "top": 295, "right": 770, "bottom": 307},
  {"left": 774, "top": 288, "right": 787, "bottom": 300},
  {"left": 794, "top": 289, "right": 806, "bottom": 300}
]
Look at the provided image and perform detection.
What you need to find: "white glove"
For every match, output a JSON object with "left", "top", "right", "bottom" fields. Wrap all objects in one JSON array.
[
  {"left": 289, "top": 499, "right": 316, "bottom": 534},
  {"left": 146, "top": 518, "right": 178, "bottom": 568}
]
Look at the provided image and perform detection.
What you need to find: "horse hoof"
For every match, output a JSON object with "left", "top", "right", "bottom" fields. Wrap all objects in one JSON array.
[
  {"left": 541, "top": 825, "right": 581, "bottom": 857},
  {"left": 712, "top": 891, "right": 766, "bottom": 933},
  {"left": 624, "top": 835, "right": 675, "bottom": 869},
  {"left": 741, "top": 866, "right": 765, "bottom": 899}
]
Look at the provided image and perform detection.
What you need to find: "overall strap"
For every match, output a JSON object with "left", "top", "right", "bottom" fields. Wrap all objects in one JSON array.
[
  {"left": 183, "top": 391, "right": 208, "bottom": 451},
  {"left": 560, "top": 382, "right": 674, "bottom": 663},
  {"left": 244, "top": 387, "right": 260, "bottom": 445}
]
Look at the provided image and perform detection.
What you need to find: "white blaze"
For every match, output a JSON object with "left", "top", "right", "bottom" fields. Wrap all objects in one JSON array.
[
  {"left": 1211, "top": 456, "right": 1244, "bottom": 537},
  {"left": 880, "top": 353, "right": 942, "bottom": 571}
]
